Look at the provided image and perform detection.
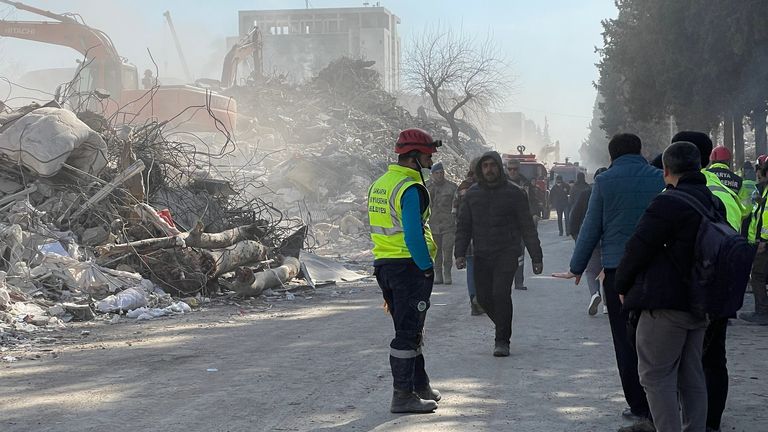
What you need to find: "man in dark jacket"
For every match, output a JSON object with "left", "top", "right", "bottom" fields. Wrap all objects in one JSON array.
[
  {"left": 615, "top": 141, "right": 720, "bottom": 432},
  {"left": 455, "top": 151, "right": 543, "bottom": 357},
  {"left": 553, "top": 133, "right": 662, "bottom": 429},
  {"left": 550, "top": 175, "right": 571, "bottom": 236}
]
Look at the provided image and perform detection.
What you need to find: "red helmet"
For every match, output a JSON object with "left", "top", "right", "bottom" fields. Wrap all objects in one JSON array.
[
  {"left": 395, "top": 128, "right": 441, "bottom": 155},
  {"left": 709, "top": 146, "right": 732, "bottom": 162},
  {"left": 758, "top": 154, "right": 768, "bottom": 166}
]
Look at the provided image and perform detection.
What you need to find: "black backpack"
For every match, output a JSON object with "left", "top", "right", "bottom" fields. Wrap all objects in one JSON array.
[{"left": 667, "top": 190, "right": 756, "bottom": 319}]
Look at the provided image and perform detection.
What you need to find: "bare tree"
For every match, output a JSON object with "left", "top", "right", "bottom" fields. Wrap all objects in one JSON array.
[{"left": 404, "top": 26, "right": 513, "bottom": 154}]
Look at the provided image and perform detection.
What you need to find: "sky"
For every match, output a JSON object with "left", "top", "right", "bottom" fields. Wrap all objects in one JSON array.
[{"left": 0, "top": 0, "right": 617, "bottom": 160}]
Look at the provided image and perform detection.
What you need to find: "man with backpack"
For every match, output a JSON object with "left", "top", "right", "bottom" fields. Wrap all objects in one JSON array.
[{"left": 615, "top": 142, "right": 753, "bottom": 432}]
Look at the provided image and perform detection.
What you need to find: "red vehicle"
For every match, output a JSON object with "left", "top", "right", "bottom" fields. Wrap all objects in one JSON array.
[
  {"left": 549, "top": 159, "right": 588, "bottom": 184},
  {"left": 502, "top": 146, "right": 550, "bottom": 219}
]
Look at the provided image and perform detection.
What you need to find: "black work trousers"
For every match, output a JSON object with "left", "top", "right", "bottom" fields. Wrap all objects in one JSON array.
[
  {"left": 703, "top": 317, "right": 729, "bottom": 430},
  {"left": 603, "top": 269, "right": 650, "bottom": 417},
  {"left": 473, "top": 252, "right": 518, "bottom": 343},
  {"left": 375, "top": 261, "right": 433, "bottom": 392}
]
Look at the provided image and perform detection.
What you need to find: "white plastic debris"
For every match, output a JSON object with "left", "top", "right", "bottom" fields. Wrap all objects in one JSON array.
[
  {"left": 2, "top": 355, "right": 18, "bottom": 362},
  {"left": 96, "top": 287, "right": 148, "bottom": 313}
]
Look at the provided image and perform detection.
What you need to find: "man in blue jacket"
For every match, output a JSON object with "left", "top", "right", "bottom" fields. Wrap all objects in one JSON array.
[{"left": 554, "top": 133, "right": 663, "bottom": 430}]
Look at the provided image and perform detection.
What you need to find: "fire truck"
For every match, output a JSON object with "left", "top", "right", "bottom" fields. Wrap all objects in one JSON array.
[
  {"left": 502, "top": 146, "right": 550, "bottom": 219},
  {"left": 549, "top": 158, "right": 588, "bottom": 184}
]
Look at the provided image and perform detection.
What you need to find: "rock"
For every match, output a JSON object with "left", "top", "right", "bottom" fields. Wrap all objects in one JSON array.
[
  {"left": 339, "top": 214, "right": 364, "bottom": 236},
  {"left": 0, "top": 288, "right": 9, "bottom": 310},
  {"left": 47, "top": 304, "right": 65, "bottom": 317},
  {"left": 62, "top": 303, "right": 95, "bottom": 321},
  {"left": 81, "top": 226, "right": 109, "bottom": 246}
]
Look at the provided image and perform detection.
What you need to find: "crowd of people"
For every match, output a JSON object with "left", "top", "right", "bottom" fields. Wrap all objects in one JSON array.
[{"left": 367, "top": 127, "right": 762, "bottom": 432}]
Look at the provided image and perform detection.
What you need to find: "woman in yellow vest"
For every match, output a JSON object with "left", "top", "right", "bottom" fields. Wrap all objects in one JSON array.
[{"left": 368, "top": 128, "right": 440, "bottom": 414}]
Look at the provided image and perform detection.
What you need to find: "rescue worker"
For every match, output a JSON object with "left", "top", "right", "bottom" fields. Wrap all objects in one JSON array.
[
  {"left": 455, "top": 158, "right": 485, "bottom": 315},
  {"left": 707, "top": 146, "right": 744, "bottom": 193},
  {"left": 507, "top": 158, "right": 539, "bottom": 291},
  {"left": 368, "top": 128, "right": 441, "bottom": 414},
  {"left": 672, "top": 131, "right": 749, "bottom": 432},
  {"left": 455, "top": 151, "right": 543, "bottom": 357},
  {"left": 740, "top": 160, "right": 758, "bottom": 209},
  {"left": 426, "top": 162, "right": 458, "bottom": 285},
  {"left": 743, "top": 160, "right": 768, "bottom": 326}
]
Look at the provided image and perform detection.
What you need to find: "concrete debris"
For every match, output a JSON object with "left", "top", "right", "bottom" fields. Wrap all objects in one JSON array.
[{"left": 0, "top": 52, "right": 488, "bottom": 355}]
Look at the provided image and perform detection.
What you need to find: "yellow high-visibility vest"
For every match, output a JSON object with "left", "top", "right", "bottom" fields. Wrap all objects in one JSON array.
[
  {"left": 368, "top": 164, "right": 437, "bottom": 260},
  {"left": 748, "top": 186, "right": 768, "bottom": 243},
  {"left": 702, "top": 169, "right": 746, "bottom": 231}
]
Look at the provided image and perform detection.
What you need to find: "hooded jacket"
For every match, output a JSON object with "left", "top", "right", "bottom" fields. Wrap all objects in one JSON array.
[{"left": 455, "top": 151, "right": 543, "bottom": 261}]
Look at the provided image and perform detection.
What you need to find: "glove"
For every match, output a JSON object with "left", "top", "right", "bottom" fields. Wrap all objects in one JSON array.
[
  {"left": 455, "top": 257, "right": 467, "bottom": 269},
  {"left": 532, "top": 261, "right": 543, "bottom": 275}
]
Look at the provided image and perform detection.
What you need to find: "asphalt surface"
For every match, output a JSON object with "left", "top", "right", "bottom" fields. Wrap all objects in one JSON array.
[{"left": 2, "top": 219, "right": 767, "bottom": 431}]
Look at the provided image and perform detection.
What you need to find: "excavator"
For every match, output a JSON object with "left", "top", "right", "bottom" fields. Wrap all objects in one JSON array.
[
  {"left": 220, "top": 25, "right": 263, "bottom": 88},
  {"left": 0, "top": 0, "right": 236, "bottom": 132}
]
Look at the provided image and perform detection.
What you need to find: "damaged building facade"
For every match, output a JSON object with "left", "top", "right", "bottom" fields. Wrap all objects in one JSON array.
[{"left": 238, "top": 6, "right": 401, "bottom": 91}]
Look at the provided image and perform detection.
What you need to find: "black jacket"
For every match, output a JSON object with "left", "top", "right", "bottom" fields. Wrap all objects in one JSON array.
[
  {"left": 455, "top": 151, "right": 543, "bottom": 261},
  {"left": 615, "top": 172, "right": 727, "bottom": 312},
  {"left": 568, "top": 186, "right": 592, "bottom": 240}
]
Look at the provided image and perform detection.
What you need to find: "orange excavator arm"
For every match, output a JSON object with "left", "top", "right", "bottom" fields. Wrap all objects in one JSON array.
[
  {"left": 0, "top": 0, "right": 123, "bottom": 94},
  {"left": 221, "top": 26, "right": 263, "bottom": 88}
]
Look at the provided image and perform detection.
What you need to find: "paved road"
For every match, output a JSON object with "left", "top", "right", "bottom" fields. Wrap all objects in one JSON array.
[{"left": 2, "top": 219, "right": 767, "bottom": 431}]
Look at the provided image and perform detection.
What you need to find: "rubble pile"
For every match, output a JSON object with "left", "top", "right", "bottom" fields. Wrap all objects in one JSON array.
[
  {"left": 229, "top": 57, "right": 488, "bottom": 259},
  {"left": 0, "top": 100, "right": 314, "bottom": 348}
]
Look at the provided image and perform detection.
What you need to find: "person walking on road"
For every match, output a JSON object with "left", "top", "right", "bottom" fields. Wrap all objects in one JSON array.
[
  {"left": 367, "top": 128, "right": 441, "bottom": 414},
  {"left": 426, "top": 162, "right": 458, "bottom": 285},
  {"left": 553, "top": 133, "right": 662, "bottom": 431},
  {"left": 550, "top": 175, "right": 571, "bottom": 236},
  {"left": 455, "top": 158, "right": 485, "bottom": 315},
  {"left": 454, "top": 151, "right": 543, "bottom": 357},
  {"left": 744, "top": 160, "right": 768, "bottom": 326},
  {"left": 615, "top": 142, "right": 717, "bottom": 432},
  {"left": 507, "top": 158, "right": 540, "bottom": 291},
  {"left": 568, "top": 167, "right": 608, "bottom": 316}
]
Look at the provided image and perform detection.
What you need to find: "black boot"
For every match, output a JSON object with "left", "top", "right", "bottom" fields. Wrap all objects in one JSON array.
[
  {"left": 470, "top": 297, "right": 485, "bottom": 316},
  {"left": 413, "top": 354, "right": 441, "bottom": 402},
  {"left": 390, "top": 389, "right": 438, "bottom": 413}
]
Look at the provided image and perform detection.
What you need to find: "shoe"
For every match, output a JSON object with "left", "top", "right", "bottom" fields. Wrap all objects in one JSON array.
[
  {"left": 602, "top": 305, "right": 608, "bottom": 315},
  {"left": 433, "top": 275, "right": 443, "bottom": 285},
  {"left": 739, "top": 311, "right": 768, "bottom": 325},
  {"left": 617, "top": 419, "right": 655, "bottom": 432},
  {"left": 390, "top": 389, "right": 438, "bottom": 413},
  {"left": 514, "top": 285, "right": 528, "bottom": 290},
  {"left": 470, "top": 298, "right": 485, "bottom": 316},
  {"left": 559, "top": 232, "right": 563, "bottom": 236},
  {"left": 621, "top": 408, "right": 649, "bottom": 422},
  {"left": 444, "top": 275, "right": 452, "bottom": 285},
  {"left": 588, "top": 293, "right": 601, "bottom": 316},
  {"left": 493, "top": 342, "right": 510, "bottom": 357},
  {"left": 706, "top": 428, "right": 720, "bottom": 432},
  {"left": 415, "top": 384, "right": 441, "bottom": 402}
]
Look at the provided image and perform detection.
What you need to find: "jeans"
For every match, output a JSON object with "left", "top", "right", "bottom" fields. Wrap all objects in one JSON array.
[
  {"left": 375, "top": 261, "right": 433, "bottom": 391},
  {"left": 584, "top": 247, "right": 602, "bottom": 296},
  {"left": 637, "top": 309, "right": 708, "bottom": 432},
  {"left": 749, "top": 247, "right": 768, "bottom": 314},
  {"left": 604, "top": 269, "right": 650, "bottom": 416},
  {"left": 474, "top": 252, "right": 518, "bottom": 343},
  {"left": 556, "top": 207, "right": 569, "bottom": 235}
]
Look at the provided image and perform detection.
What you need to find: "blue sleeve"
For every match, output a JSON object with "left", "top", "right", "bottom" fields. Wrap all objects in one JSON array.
[
  {"left": 569, "top": 179, "right": 603, "bottom": 274},
  {"left": 402, "top": 186, "right": 433, "bottom": 270}
]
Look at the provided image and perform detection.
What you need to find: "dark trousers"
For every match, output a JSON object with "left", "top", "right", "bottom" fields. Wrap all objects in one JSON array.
[
  {"left": 473, "top": 252, "right": 518, "bottom": 343},
  {"left": 604, "top": 269, "right": 650, "bottom": 416},
  {"left": 375, "top": 261, "right": 433, "bottom": 391},
  {"left": 703, "top": 317, "right": 729, "bottom": 430},
  {"left": 556, "top": 207, "right": 569, "bottom": 235}
]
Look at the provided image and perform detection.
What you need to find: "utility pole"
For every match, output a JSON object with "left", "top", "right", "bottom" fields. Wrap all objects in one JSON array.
[{"left": 163, "top": 10, "right": 193, "bottom": 83}]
